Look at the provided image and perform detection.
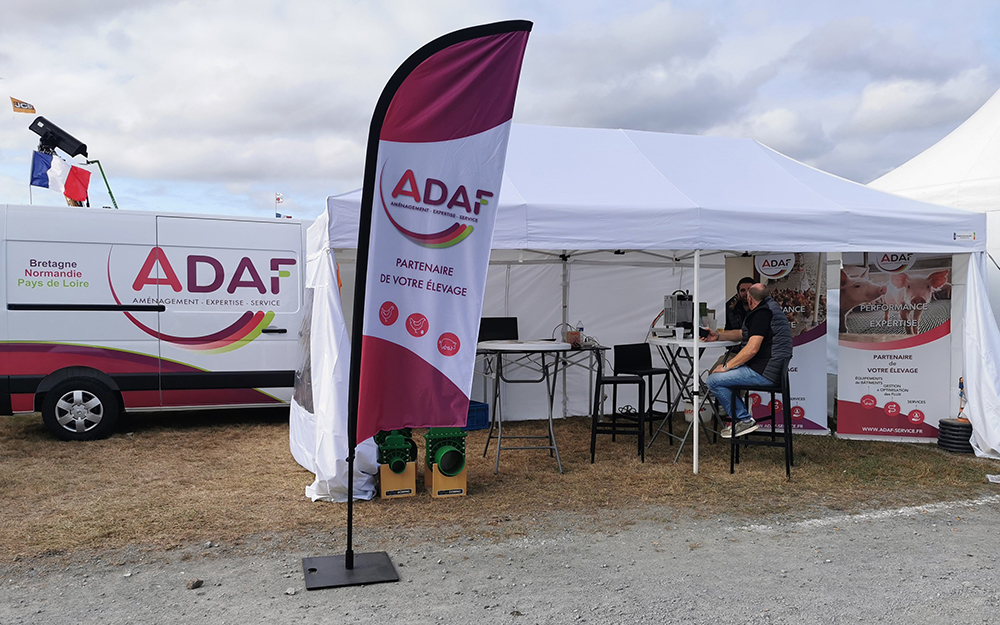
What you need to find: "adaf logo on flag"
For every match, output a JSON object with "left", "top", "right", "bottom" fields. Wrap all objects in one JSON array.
[{"left": 379, "top": 165, "right": 495, "bottom": 249}]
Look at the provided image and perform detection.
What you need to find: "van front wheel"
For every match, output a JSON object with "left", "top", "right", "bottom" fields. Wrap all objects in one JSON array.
[{"left": 41, "top": 378, "right": 120, "bottom": 441}]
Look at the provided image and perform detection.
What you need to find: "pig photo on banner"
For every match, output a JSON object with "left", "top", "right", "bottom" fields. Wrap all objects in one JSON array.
[
  {"left": 753, "top": 253, "right": 828, "bottom": 433},
  {"left": 837, "top": 252, "right": 952, "bottom": 441}
]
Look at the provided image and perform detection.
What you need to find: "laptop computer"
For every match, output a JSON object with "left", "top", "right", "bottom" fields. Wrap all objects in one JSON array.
[{"left": 478, "top": 317, "right": 519, "bottom": 342}]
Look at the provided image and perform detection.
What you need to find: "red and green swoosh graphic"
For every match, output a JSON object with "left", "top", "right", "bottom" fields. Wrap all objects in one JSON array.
[
  {"left": 108, "top": 254, "right": 272, "bottom": 354},
  {"left": 379, "top": 162, "right": 473, "bottom": 248}
]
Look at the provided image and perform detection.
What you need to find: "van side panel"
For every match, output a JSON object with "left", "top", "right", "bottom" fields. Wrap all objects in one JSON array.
[
  {"left": 3, "top": 206, "right": 162, "bottom": 411},
  {"left": 0, "top": 207, "right": 8, "bottom": 413},
  {"left": 1, "top": 205, "right": 302, "bottom": 415},
  {"left": 153, "top": 216, "right": 301, "bottom": 406}
]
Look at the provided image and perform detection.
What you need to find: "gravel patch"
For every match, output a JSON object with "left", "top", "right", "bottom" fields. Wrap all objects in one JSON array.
[{"left": 2, "top": 497, "right": 998, "bottom": 624}]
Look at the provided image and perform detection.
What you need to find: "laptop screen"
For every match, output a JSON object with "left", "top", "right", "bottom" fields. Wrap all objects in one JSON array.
[{"left": 478, "top": 317, "right": 518, "bottom": 342}]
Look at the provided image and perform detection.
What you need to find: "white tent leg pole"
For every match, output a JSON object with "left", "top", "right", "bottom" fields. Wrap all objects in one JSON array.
[
  {"left": 561, "top": 252, "right": 569, "bottom": 417},
  {"left": 693, "top": 249, "right": 700, "bottom": 475}
]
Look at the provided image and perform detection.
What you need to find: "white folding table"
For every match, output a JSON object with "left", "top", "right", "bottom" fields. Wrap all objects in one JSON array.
[
  {"left": 476, "top": 340, "right": 585, "bottom": 474},
  {"left": 646, "top": 336, "right": 739, "bottom": 462}
]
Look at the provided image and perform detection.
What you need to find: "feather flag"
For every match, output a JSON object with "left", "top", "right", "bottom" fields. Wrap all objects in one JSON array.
[
  {"left": 30, "top": 151, "right": 91, "bottom": 202},
  {"left": 352, "top": 21, "right": 531, "bottom": 442}
]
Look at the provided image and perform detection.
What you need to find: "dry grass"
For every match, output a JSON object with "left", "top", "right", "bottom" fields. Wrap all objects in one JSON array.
[{"left": 1, "top": 410, "right": 996, "bottom": 560}]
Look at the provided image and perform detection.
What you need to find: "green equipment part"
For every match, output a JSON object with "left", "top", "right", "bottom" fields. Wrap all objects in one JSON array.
[
  {"left": 375, "top": 429, "right": 418, "bottom": 474},
  {"left": 423, "top": 427, "right": 467, "bottom": 477}
]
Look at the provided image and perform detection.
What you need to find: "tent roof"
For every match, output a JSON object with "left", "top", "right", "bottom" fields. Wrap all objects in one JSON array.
[
  {"left": 870, "top": 89, "right": 1000, "bottom": 213},
  {"left": 327, "top": 124, "right": 985, "bottom": 253}
]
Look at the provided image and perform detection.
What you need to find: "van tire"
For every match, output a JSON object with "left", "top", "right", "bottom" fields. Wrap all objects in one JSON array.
[{"left": 41, "top": 378, "right": 120, "bottom": 441}]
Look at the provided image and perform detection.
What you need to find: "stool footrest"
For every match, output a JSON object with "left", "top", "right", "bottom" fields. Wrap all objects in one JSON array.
[
  {"left": 601, "top": 375, "right": 644, "bottom": 384},
  {"left": 733, "top": 437, "right": 787, "bottom": 448}
]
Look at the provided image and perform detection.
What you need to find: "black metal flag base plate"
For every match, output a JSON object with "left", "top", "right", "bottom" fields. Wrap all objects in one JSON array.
[{"left": 302, "top": 552, "right": 399, "bottom": 590}]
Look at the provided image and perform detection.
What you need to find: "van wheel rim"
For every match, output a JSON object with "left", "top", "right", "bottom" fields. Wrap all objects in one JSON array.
[{"left": 55, "top": 390, "right": 104, "bottom": 433}]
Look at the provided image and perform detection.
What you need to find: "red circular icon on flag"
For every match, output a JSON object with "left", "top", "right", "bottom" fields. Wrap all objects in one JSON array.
[
  {"left": 861, "top": 394, "right": 877, "bottom": 409},
  {"left": 770, "top": 399, "right": 783, "bottom": 413},
  {"left": 884, "top": 401, "right": 901, "bottom": 417},
  {"left": 437, "top": 332, "right": 461, "bottom": 356},
  {"left": 749, "top": 393, "right": 762, "bottom": 407},
  {"left": 406, "top": 313, "right": 429, "bottom": 337},
  {"left": 792, "top": 406, "right": 805, "bottom": 420},
  {"left": 908, "top": 409, "right": 925, "bottom": 424},
  {"left": 378, "top": 301, "right": 399, "bottom": 326}
]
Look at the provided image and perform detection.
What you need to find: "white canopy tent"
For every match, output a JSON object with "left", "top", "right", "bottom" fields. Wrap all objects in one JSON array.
[
  {"left": 869, "top": 88, "right": 1000, "bottom": 320},
  {"left": 318, "top": 124, "right": 1000, "bottom": 467}
]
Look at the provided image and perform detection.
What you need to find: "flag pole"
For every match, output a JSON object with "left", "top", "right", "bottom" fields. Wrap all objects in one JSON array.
[
  {"left": 85, "top": 159, "right": 118, "bottom": 209},
  {"left": 298, "top": 39, "right": 402, "bottom": 587}
]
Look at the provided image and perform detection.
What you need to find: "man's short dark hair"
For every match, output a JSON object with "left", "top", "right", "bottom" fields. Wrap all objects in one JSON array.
[
  {"left": 748, "top": 283, "right": 768, "bottom": 302},
  {"left": 737, "top": 277, "right": 755, "bottom": 289}
]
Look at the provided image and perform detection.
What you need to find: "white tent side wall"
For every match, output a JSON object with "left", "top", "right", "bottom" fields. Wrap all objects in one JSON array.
[{"left": 288, "top": 210, "right": 379, "bottom": 501}]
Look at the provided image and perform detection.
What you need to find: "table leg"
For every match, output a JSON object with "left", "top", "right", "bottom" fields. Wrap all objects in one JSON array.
[
  {"left": 647, "top": 345, "right": 687, "bottom": 448},
  {"left": 483, "top": 354, "right": 501, "bottom": 456},
  {"left": 543, "top": 352, "right": 564, "bottom": 473},
  {"left": 493, "top": 356, "right": 505, "bottom": 474}
]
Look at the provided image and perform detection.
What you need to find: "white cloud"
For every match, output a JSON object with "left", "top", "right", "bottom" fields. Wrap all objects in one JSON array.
[
  {"left": 1, "top": 0, "right": 999, "bottom": 214},
  {"left": 516, "top": 3, "right": 772, "bottom": 132},
  {"left": 840, "top": 66, "right": 996, "bottom": 136},
  {"left": 707, "top": 108, "right": 832, "bottom": 159},
  {"left": 789, "top": 17, "right": 975, "bottom": 81}
]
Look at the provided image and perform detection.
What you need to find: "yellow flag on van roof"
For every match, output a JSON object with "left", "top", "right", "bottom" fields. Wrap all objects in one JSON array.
[{"left": 10, "top": 97, "right": 35, "bottom": 114}]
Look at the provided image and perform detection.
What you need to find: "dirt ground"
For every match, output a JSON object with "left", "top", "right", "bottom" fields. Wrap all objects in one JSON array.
[{"left": 2, "top": 409, "right": 999, "bottom": 623}]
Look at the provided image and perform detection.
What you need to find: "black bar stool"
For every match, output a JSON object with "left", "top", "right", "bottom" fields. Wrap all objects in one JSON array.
[
  {"left": 590, "top": 355, "right": 646, "bottom": 463},
  {"left": 726, "top": 361, "right": 793, "bottom": 478},
  {"left": 613, "top": 343, "right": 672, "bottom": 438}
]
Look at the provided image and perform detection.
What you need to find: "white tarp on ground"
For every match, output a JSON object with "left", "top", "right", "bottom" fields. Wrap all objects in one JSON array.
[
  {"left": 289, "top": 209, "right": 379, "bottom": 502},
  {"left": 322, "top": 123, "right": 1000, "bottom": 459}
]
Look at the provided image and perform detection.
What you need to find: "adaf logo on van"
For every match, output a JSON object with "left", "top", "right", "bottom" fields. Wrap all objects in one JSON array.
[
  {"left": 108, "top": 247, "right": 296, "bottom": 353},
  {"left": 378, "top": 162, "right": 494, "bottom": 249}
]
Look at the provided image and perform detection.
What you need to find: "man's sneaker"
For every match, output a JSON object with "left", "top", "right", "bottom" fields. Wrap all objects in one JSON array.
[{"left": 721, "top": 419, "right": 758, "bottom": 439}]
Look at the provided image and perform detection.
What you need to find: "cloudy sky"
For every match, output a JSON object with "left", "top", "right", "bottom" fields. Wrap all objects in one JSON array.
[{"left": 1, "top": 0, "right": 998, "bottom": 218}]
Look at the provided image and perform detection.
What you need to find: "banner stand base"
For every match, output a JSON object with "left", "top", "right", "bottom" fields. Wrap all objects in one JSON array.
[{"left": 302, "top": 552, "right": 399, "bottom": 590}]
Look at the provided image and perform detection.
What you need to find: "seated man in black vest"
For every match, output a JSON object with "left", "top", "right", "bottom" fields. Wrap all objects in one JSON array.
[{"left": 704, "top": 283, "right": 791, "bottom": 438}]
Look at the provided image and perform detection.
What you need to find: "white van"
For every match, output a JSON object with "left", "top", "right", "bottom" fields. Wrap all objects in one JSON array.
[{"left": 0, "top": 204, "right": 304, "bottom": 440}]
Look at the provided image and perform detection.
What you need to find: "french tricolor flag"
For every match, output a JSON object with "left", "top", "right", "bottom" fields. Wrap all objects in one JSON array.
[{"left": 31, "top": 151, "right": 91, "bottom": 202}]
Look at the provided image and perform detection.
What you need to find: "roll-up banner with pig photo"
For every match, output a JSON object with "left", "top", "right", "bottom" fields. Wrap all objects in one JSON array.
[
  {"left": 836, "top": 252, "right": 952, "bottom": 440},
  {"left": 753, "top": 253, "right": 829, "bottom": 433}
]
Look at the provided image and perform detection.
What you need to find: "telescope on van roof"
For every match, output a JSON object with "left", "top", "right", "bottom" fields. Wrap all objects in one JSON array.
[{"left": 28, "top": 116, "right": 88, "bottom": 158}]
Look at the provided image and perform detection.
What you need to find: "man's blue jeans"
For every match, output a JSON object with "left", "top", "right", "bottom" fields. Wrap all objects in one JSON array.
[{"left": 706, "top": 366, "right": 773, "bottom": 423}]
